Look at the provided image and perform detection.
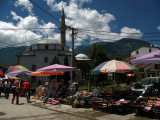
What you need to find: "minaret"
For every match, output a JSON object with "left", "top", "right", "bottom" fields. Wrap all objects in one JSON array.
[{"left": 59, "top": 7, "right": 66, "bottom": 46}]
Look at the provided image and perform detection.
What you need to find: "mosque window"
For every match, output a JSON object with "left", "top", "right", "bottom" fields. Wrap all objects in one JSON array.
[
  {"left": 44, "top": 57, "right": 48, "bottom": 63},
  {"left": 31, "top": 65, "right": 36, "bottom": 71},
  {"left": 45, "top": 45, "right": 48, "bottom": 49},
  {"left": 136, "top": 51, "right": 139, "bottom": 54}
]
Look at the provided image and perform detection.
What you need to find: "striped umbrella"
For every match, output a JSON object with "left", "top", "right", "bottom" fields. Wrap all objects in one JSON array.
[
  {"left": 0, "top": 75, "right": 20, "bottom": 82},
  {"left": 92, "top": 59, "right": 138, "bottom": 75},
  {"left": 6, "top": 65, "right": 29, "bottom": 74}
]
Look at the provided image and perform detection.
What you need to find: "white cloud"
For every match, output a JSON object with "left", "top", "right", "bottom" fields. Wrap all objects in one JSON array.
[
  {"left": 15, "top": 0, "right": 33, "bottom": 14},
  {"left": 0, "top": 11, "right": 59, "bottom": 48},
  {"left": 10, "top": 11, "right": 21, "bottom": 20},
  {"left": 45, "top": 0, "right": 116, "bottom": 46},
  {"left": 157, "top": 26, "right": 160, "bottom": 30},
  {"left": 44, "top": 0, "right": 144, "bottom": 47},
  {"left": 70, "top": 0, "right": 92, "bottom": 8},
  {"left": 119, "top": 27, "right": 143, "bottom": 39}
]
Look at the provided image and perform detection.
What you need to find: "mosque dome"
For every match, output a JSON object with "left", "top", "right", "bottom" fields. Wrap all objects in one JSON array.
[{"left": 75, "top": 54, "right": 90, "bottom": 60}]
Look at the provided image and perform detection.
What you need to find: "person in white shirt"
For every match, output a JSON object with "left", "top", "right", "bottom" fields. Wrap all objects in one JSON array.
[{"left": 4, "top": 81, "right": 11, "bottom": 99}]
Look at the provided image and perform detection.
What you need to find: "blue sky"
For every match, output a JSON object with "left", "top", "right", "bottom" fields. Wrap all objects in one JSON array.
[{"left": 0, "top": 0, "right": 160, "bottom": 49}]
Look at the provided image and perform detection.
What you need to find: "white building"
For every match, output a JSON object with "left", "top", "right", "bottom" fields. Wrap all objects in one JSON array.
[
  {"left": 130, "top": 46, "right": 160, "bottom": 78},
  {"left": 131, "top": 46, "right": 159, "bottom": 58},
  {"left": 18, "top": 8, "right": 71, "bottom": 82},
  {"left": 18, "top": 40, "right": 71, "bottom": 71}
]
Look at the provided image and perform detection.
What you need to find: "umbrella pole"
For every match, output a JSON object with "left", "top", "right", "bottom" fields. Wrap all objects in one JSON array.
[{"left": 114, "top": 72, "right": 116, "bottom": 84}]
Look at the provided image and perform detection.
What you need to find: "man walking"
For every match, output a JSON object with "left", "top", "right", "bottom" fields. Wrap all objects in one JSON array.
[
  {"left": 22, "top": 79, "right": 31, "bottom": 102},
  {"left": 4, "top": 80, "right": 11, "bottom": 99}
]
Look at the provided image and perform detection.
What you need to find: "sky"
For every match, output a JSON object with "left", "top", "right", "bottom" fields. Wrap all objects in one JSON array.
[{"left": 0, "top": 0, "right": 160, "bottom": 49}]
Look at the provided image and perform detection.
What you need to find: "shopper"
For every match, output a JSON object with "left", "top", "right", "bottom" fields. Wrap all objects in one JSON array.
[
  {"left": 22, "top": 79, "right": 31, "bottom": 101},
  {"left": 4, "top": 80, "right": 11, "bottom": 99},
  {"left": 0, "top": 81, "right": 3, "bottom": 97},
  {"left": 11, "top": 85, "right": 19, "bottom": 104}
]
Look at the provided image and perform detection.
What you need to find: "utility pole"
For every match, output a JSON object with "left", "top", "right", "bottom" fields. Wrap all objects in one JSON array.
[{"left": 71, "top": 27, "right": 75, "bottom": 81}]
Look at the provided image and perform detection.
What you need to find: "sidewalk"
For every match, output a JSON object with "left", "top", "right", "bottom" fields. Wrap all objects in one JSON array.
[{"left": 30, "top": 98, "right": 135, "bottom": 120}]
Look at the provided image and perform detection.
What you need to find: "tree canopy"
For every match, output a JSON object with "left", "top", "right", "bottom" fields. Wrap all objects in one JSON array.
[{"left": 89, "top": 44, "right": 109, "bottom": 68}]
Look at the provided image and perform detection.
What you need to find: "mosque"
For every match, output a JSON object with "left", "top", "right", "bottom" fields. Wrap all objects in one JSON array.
[{"left": 18, "top": 8, "right": 91, "bottom": 82}]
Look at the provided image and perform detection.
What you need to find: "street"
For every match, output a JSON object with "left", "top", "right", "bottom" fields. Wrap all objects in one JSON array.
[
  {"left": 0, "top": 94, "right": 90, "bottom": 120},
  {"left": 0, "top": 93, "right": 159, "bottom": 120}
]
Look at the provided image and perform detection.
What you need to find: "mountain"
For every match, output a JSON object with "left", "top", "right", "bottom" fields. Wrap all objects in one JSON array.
[
  {"left": 0, "top": 46, "right": 25, "bottom": 65},
  {"left": 0, "top": 38, "right": 151, "bottom": 65},
  {"left": 75, "top": 38, "right": 151, "bottom": 57}
]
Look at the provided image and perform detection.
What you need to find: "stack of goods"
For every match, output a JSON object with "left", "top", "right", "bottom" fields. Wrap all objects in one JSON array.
[
  {"left": 72, "top": 90, "right": 91, "bottom": 108},
  {"left": 113, "top": 99, "right": 130, "bottom": 105},
  {"left": 111, "top": 99, "right": 131, "bottom": 113},
  {"left": 154, "top": 98, "right": 160, "bottom": 119},
  {"left": 32, "top": 85, "right": 44, "bottom": 100},
  {"left": 47, "top": 98, "right": 60, "bottom": 105},
  {"left": 134, "top": 83, "right": 160, "bottom": 119}
]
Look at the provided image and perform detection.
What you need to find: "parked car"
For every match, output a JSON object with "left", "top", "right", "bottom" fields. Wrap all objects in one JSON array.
[{"left": 132, "top": 76, "right": 160, "bottom": 94}]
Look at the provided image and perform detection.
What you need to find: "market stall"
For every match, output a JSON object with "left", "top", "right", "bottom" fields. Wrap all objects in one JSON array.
[{"left": 133, "top": 83, "right": 160, "bottom": 119}]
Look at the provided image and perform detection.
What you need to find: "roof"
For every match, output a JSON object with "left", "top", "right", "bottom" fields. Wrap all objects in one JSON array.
[
  {"left": 133, "top": 63, "right": 150, "bottom": 69},
  {"left": 133, "top": 46, "right": 160, "bottom": 52},
  {"left": 123, "top": 57, "right": 136, "bottom": 64},
  {"left": 148, "top": 69, "right": 160, "bottom": 72},
  {"left": 123, "top": 57, "right": 150, "bottom": 69}
]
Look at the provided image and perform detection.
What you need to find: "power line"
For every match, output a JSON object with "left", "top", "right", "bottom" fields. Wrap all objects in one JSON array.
[
  {"left": 0, "top": 27, "right": 59, "bottom": 30},
  {"left": 78, "top": 28, "right": 160, "bottom": 35},
  {"left": 29, "top": 0, "right": 61, "bottom": 24},
  {"left": 0, "top": 34, "right": 55, "bottom": 49},
  {"left": 77, "top": 33, "right": 160, "bottom": 44},
  {"left": 78, "top": 30, "right": 160, "bottom": 38},
  {"left": 76, "top": 35, "right": 90, "bottom": 43}
]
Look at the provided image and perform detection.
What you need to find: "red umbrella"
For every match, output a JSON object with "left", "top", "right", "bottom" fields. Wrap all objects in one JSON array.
[{"left": 0, "top": 70, "right": 4, "bottom": 78}]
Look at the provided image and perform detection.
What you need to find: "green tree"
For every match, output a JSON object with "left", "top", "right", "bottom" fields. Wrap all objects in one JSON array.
[
  {"left": 50, "top": 56, "right": 60, "bottom": 65},
  {"left": 48, "top": 56, "right": 60, "bottom": 80},
  {"left": 89, "top": 44, "right": 109, "bottom": 68}
]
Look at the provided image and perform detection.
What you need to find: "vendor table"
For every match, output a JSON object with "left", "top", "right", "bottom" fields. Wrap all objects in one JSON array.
[
  {"left": 92, "top": 101, "right": 103, "bottom": 110},
  {"left": 111, "top": 102, "right": 131, "bottom": 113}
]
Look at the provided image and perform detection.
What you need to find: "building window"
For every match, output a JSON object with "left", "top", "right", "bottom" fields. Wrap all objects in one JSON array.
[
  {"left": 149, "top": 48, "right": 151, "bottom": 53},
  {"left": 45, "top": 45, "right": 48, "bottom": 49},
  {"left": 31, "top": 65, "right": 36, "bottom": 71},
  {"left": 44, "top": 57, "right": 48, "bottom": 63},
  {"left": 155, "top": 64, "right": 160, "bottom": 69},
  {"left": 136, "top": 51, "right": 139, "bottom": 54},
  {"left": 30, "top": 46, "right": 32, "bottom": 51}
]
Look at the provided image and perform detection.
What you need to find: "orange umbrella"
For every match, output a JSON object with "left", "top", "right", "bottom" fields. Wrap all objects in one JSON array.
[{"left": 30, "top": 71, "right": 64, "bottom": 76}]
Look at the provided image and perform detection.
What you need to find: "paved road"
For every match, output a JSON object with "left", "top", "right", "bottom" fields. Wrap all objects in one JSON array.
[
  {"left": 0, "top": 94, "right": 90, "bottom": 120},
  {"left": 0, "top": 93, "right": 158, "bottom": 120}
]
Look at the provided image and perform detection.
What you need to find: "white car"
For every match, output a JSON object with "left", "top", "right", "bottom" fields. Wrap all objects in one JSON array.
[{"left": 132, "top": 76, "right": 160, "bottom": 94}]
